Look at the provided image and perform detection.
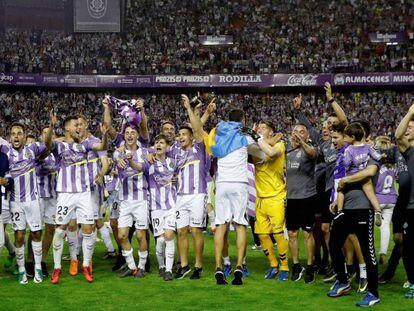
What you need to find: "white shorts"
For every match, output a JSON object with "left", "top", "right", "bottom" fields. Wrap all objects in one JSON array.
[
  {"left": 56, "top": 192, "right": 94, "bottom": 225},
  {"left": 1, "top": 206, "right": 11, "bottom": 225},
  {"left": 10, "top": 200, "right": 42, "bottom": 232},
  {"left": 215, "top": 182, "right": 249, "bottom": 226},
  {"left": 151, "top": 209, "right": 176, "bottom": 237},
  {"left": 176, "top": 194, "right": 207, "bottom": 229},
  {"left": 39, "top": 197, "right": 57, "bottom": 225},
  {"left": 118, "top": 200, "right": 149, "bottom": 230},
  {"left": 107, "top": 191, "right": 120, "bottom": 219}
]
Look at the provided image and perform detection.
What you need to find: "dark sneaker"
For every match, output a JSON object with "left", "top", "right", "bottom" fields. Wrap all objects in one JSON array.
[
  {"left": 102, "top": 251, "right": 117, "bottom": 260},
  {"left": 291, "top": 264, "right": 305, "bottom": 282},
  {"left": 164, "top": 271, "right": 173, "bottom": 281},
  {"left": 175, "top": 265, "right": 191, "bottom": 279},
  {"left": 231, "top": 266, "right": 243, "bottom": 285},
  {"left": 112, "top": 255, "right": 126, "bottom": 272},
  {"left": 41, "top": 262, "right": 49, "bottom": 278},
  {"left": 358, "top": 278, "right": 368, "bottom": 293},
  {"left": 378, "top": 273, "right": 393, "bottom": 284},
  {"left": 159, "top": 267, "right": 166, "bottom": 278},
  {"left": 323, "top": 266, "right": 337, "bottom": 282},
  {"left": 135, "top": 269, "right": 146, "bottom": 278},
  {"left": 118, "top": 267, "right": 138, "bottom": 278},
  {"left": 215, "top": 268, "right": 228, "bottom": 285},
  {"left": 190, "top": 267, "right": 202, "bottom": 280},
  {"left": 304, "top": 265, "right": 316, "bottom": 284},
  {"left": 25, "top": 262, "right": 34, "bottom": 278}
]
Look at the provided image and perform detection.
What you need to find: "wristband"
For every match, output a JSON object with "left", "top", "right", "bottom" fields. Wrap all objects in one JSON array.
[{"left": 328, "top": 98, "right": 335, "bottom": 104}]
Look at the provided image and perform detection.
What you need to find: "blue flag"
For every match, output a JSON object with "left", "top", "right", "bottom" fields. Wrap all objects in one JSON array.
[{"left": 211, "top": 121, "right": 248, "bottom": 158}]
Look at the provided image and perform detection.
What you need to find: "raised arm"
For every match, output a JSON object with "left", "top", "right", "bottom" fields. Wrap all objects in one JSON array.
[
  {"left": 395, "top": 102, "right": 414, "bottom": 153},
  {"left": 292, "top": 132, "right": 316, "bottom": 159},
  {"left": 292, "top": 94, "right": 320, "bottom": 143},
  {"left": 137, "top": 99, "right": 150, "bottom": 141},
  {"left": 182, "top": 94, "right": 206, "bottom": 143},
  {"left": 325, "top": 82, "right": 348, "bottom": 125},
  {"left": 92, "top": 123, "right": 109, "bottom": 151},
  {"left": 45, "top": 109, "right": 57, "bottom": 151},
  {"left": 200, "top": 98, "right": 217, "bottom": 126},
  {"left": 102, "top": 96, "right": 117, "bottom": 141}
]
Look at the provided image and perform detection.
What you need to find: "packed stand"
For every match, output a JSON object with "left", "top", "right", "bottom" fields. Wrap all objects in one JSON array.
[{"left": 0, "top": 0, "right": 413, "bottom": 75}]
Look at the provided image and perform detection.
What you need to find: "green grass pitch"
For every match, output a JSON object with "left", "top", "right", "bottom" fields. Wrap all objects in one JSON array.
[{"left": 0, "top": 227, "right": 411, "bottom": 311}]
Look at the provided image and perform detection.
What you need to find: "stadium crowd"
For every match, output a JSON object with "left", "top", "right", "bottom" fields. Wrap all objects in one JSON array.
[
  {"left": 1, "top": 0, "right": 413, "bottom": 75},
  {"left": 0, "top": 90, "right": 412, "bottom": 141}
]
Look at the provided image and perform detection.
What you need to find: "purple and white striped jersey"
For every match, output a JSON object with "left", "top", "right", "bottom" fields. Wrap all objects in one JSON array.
[
  {"left": 247, "top": 163, "right": 256, "bottom": 217},
  {"left": 52, "top": 140, "right": 96, "bottom": 193},
  {"left": 174, "top": 142, "right": 208, "bottom": 195},
  {"left": 104, "top": 173, "right": 119, "bottom": 193},
  {"left": 84, "top": 135, "right": 107, "bottom": 191},
  {"left": 375, "top": 165, "right": 397, "bottom": 205},
  {"left": 36, "top": 153, "right": 57, "bottom": 199},
  {"left": 0, "top": 143, "right": 46, "bottom": 202},
  {"left": 142, "top": 157, "right": 179, "bottom": 211},
  {"left": 114, "top": 148, "right": 149, "bottom": 201}
]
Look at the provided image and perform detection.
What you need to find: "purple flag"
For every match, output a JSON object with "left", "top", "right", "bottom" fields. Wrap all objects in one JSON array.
[{"left": 106, "top": 95, "right": 142, "bottom": 127}]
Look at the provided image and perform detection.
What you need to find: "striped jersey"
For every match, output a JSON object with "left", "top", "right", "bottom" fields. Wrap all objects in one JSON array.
[
  {"left": 52, "top": 140, "right": 96, "bottom": 193},
  {"left": 114, "top": 148, "right": 148, "bottom": 201},
  {"left": 142, "top": 157, "right": 179, "bottom": 211},
  {"left": 104, "top": 173, "right": 120, "bottom": 193},
  {"left": 84, "top": 135, "right": 106, "bottom": 191},
  {"left": 173, "top": 142, "right": 208, "bottom": 195},
  {"left": 247, "top": 163, "right": 256, "bottom": 217},
  {"left": 35, "top": 153, "right": 57, "bottom": 198},
  {"left": 0, "top": 143, "right": 46, "bottom": 202}
]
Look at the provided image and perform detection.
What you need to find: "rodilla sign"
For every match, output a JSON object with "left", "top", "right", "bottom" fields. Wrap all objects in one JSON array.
[{"left": 0, "top": 72, "right": 413, "bottom": 88}]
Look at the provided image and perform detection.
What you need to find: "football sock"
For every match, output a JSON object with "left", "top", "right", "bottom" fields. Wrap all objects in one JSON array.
[
  {"left": 260, "top": 235, "right": 278, "bottom": 267},
  {"left": 53, "top": 228, "right": 65, "bottom": 269},
  {"left": 31, "top": 240, "right": 42, "bottom": 270},
  {"left": 359, "top": 263, "right": 367, "bottom": 279},
  {"left": 275, "top": 232, "right": 289, "bottom": 270},
  {"left": 67, "top": 230, "right": 78, "bottom": 261},
  {"left": 138, "top": 250, "right": 148, "bottom": 270},
  {"left": 82, "top": 232, "right": 95, "bottom": 267},
  {"left": 99, "top": 226, "right": 115, "bottom": 253},
  {"left": 16, "top": 245, "right": 25, "bottom": 273},
  {"left": 156, "top": 236, "right": 165, "bottom": 268},
  {"left": 165, "top": 239, "right": 175, "bottom": 273},
  {"left": 122, "top": 248, "right": 136, "bottom": 270},
  {"left": 4, "top": 231, "right": 15, "bottom": 255}
]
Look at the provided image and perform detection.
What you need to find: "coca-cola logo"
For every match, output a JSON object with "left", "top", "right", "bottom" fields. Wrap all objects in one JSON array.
[
  {"left": 0, "top": 73, "right": 14, "bottom": 83},
  {"left": 287, "top": 74, "right": 318, "bottom": 86}
]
